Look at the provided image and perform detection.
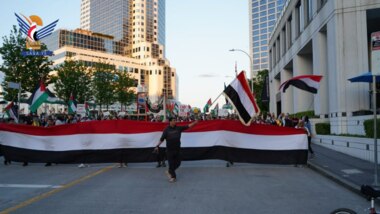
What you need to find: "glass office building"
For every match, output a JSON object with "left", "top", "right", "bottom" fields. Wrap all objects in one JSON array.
[
  {"left": 80, "top": 0, "right": 165, "bottom": 54},
  {"left": 249, "top": 0, "right": 285, "bottom": 72}
]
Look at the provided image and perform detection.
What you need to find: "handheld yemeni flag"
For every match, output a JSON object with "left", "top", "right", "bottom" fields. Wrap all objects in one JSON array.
[
  {"left": 4, "top": 102, "right": 18, "bottom": 123},
  {"left": 279, "top": 75, "right": 323, "bottom": 94},
  {"left": 29, "top": 81, "right": 49, "bottom": 112},
  {"left": 223, "top": 71, "right": 260, "bottom": 126},
  {"left": 203, "top": 98, "right": 212, "bottom": 113},
  {"left": 68, "top": 93, "right": 77, "bottom": 114}
]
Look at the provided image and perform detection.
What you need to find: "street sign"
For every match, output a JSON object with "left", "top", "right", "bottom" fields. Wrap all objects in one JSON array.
[
  {"left": 8, "top": 82, "right": 20, "bottom": 89},
  {"left": 371, "top": 31, "right": 380, "bottom": 75}
]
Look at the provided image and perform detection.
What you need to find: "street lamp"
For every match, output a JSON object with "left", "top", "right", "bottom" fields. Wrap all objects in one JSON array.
[{"left": 229, "top": 49, "right": 254, "bottom": 93}]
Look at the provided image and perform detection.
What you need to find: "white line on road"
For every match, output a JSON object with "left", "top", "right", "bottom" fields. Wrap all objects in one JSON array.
[{"left": 0, "top": 184, "right": 62, "bottom": 189}]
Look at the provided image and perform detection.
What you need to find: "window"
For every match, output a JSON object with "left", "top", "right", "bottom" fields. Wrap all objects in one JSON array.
[
  {"left": 260, "top": 16, "right": 267, "bottom": 22},
  {"left": 253, "top": 13, "right": 259, "bottom": 18},
  {"left": 269, "top": 8, "right": 275, "bottom": 14},
  {"left": 269, "top": 14, "right": 275, "bottom": 20},
  {"left": 253, "top": 30, "right": 260, "bottom": 36},
  {"left": 260, "top": 34, "right": 267, "bottom": 40},
  {"left": 260, "top": 11, "right": 267, "bottom": 17},
  {"left": 253, "top": 47, "right": 260, "bottom": 52},
  {"left": 260, "top": 5, "right": 266, "bottom": 10},
  {"left": 261, "top": 28, "right": 267, "bottom": 34},
  {"left": 268, "top": 2, "right": 275, "bottom": 8},
  {"left": 261, "top": 46, "right": 267, "bottom": 51},
  {"left": 260, "top": 23, "right": 267, "bottom": 28},
  {"left": 253, "top": 36, "right": 260, "bottom": 42},
  {"left": 260, "top": 40, "right": 267, "bottom": 45}
]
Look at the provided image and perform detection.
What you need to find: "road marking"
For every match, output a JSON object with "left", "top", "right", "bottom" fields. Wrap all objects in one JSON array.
[
  {"left": 0, "top": 184, "right": 62, "bottom": 189},
  {"left": 0, "top": 165, "right": 115, "bottom": 214}
]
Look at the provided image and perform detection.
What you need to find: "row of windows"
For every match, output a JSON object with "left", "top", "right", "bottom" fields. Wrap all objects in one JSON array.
[
  {"left": 252, "top": 2, "right": 276, "bottom": 11},
  {"left": 252, "top": 20, "right": 277, "bottom": 29},
  {"left": 253, "top": 46, "right": 268, "bottom": 52},
  {"left": 117, "top": 65, "right": 174, "bottom": 77},
  {"left": 252, "top": 9, "right": 276, "bottom": 18}
]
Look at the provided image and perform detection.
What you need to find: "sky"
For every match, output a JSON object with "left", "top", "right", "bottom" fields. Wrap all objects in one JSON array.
[{"left": 0, "top": 0, "right": 250, "bottom": 108}]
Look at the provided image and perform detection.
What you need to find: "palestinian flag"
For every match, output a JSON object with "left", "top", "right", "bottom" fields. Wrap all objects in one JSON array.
[
  {"left": 4, "top": 102, "right": 18, "bottom": 123},
  {"left": 68, "top": 94, "right": 77, "bottom": 114},
  {"left": 203, "top": 98, "right": 212, "bottom": 113},
  {"left": 0, "top": 120, "right": 308, "bottom": 165},
  {"left": 84, "top": 102, "right": 90, "bottom": 116},
  {"left": 29, "top": 81, "right": 49, "bottom": 112},
  {"left": 212, "top": 103, "right": 219, "bottom": 117},
  {"left": 224, "top": 71, "right": 260, "bottom": 126},
  {"left": 279, "top": 75, "right": 323, "bottom": 94}
]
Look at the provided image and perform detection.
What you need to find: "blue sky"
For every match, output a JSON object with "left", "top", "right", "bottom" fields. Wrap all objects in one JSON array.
[{"left": 0, "top": 0, "right": 250, "bottom": 108}]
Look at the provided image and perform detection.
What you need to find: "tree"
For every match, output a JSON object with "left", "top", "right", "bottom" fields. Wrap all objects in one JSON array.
[
  {"left": 0, "top": 25, "right": 53, "bottom": 101},
  {"left": 51, "top": 59, "right": 93, "bottom": 103},
  {"left": 92, "top": 62, "right": 116, "bottom": 110},
  {"left": 114, "top": 69, "right": 136, "bottom": 110},
  {"left": 249, "top": 69, "right": 269, "bottom": 113}
]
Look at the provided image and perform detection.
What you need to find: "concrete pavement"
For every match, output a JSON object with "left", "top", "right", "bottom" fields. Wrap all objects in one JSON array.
[{"left": 308, "top": 143, "right": 380, "bottom": 195}]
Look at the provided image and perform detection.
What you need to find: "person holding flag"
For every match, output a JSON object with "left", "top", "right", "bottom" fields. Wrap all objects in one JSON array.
[{"left": 154, "top": 117, "right": 199, "bottom": 183}]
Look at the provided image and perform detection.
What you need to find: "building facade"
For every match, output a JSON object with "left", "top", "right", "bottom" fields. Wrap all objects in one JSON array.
[
  {"left": 268, "top": 0, "right": 380, "bottom": 134},
  {"left": 249, "top": 0, "right": 285, "bottom": 75},
  {"left": 44, "top": 0, "right": 175, "bottom": 103}
]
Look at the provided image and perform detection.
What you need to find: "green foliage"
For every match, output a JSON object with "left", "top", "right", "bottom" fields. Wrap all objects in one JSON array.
[
  {"left": 290, "top": 111, "right": 316, "bottom": 119},
  {"left": 249, "top": 69, "right": 269, "bottom": 112},
  {"left": 0, "top": 25, "right": 52, "bottom": 101},
  {"left": 51, "top": 59, "right": 93, "bottom": 103},
  {"left": 315, "top": 123, "right": 331, "bottom": 135},
  {"left": 114, "top": 69, "right": 136, "bottom": 108},
  {"left": 363, "top": 119, "right": 380, "bottom": 138},
  {"left": 92, "top": 61, "right": 117, "bottom": 109}
]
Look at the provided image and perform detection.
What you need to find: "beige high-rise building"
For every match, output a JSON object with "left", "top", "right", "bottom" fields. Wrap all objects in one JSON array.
[{"left": 43, "top": 0, "right": 176, "bottom": 103}]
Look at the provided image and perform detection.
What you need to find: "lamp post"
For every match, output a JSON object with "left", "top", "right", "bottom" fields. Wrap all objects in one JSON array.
[{"left": 229, "top": 49, "right": 254, "bottom": 93}]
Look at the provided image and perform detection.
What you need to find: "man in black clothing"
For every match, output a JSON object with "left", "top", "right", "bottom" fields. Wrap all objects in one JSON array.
[{"left": 154, "top": 118, "right": 198, "bottom": 183}]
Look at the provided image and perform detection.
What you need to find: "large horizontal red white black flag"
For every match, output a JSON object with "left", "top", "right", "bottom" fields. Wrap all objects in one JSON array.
[
  {"left": 279, "top": 75, "right": 323, "bottom": 94},
  {"left": 223, "top": 71, "right": 260, "bottom": 126},
  {"left": 0, "top": 120, "right": 308, "bottom": 165}
]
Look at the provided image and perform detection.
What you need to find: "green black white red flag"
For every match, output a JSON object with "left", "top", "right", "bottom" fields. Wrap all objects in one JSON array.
[
  {"left": 28, "top": 81, "right": 49, "bottom": 113},
  {"left": 68, "top": 94, "right": 77, "bottom": 114},
  {"left": 4, "top": 102, "right": 18, "bottom": 123}
]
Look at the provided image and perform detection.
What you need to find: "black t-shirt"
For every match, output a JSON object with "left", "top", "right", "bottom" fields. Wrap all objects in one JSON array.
[{"left": 160, "top": 125, "right": 189, "bottom": 151}]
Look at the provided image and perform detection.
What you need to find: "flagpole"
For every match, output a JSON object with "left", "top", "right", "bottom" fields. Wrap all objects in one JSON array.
[
  {"left": 163, "top": 93, "right": 166, "bottom": 122},
  {"left": 17, "top": 82, "right": 21, "bottom": 124},
  {"left": 210, "top": 92, "right": 224, "bottom": 108}
]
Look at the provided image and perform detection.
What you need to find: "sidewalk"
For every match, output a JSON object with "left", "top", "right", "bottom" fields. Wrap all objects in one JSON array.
[{"left": 308, "top": 144, "right": 380, "bottom": 195}]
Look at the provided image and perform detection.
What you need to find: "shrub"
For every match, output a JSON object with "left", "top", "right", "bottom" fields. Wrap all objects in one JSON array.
[
  {"left": 363, "top": 119, "right": 380, "bottom": 138},
  {"left": 315, "top": 123, "right": 331, "bottom": 135}
]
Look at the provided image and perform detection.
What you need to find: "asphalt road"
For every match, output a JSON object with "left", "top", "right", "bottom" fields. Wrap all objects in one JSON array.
[{"left": 0, "top": 159, "right": 376, "bottom": 214}]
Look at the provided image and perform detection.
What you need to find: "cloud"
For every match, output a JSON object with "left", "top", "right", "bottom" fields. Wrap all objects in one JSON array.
[{"left": 198, "top": 73, "right": 219, "bottom": 78}]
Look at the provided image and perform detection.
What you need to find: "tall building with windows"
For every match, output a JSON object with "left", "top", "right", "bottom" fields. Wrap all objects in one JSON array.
[
  {"left": 80, "top": 0, "right": 165, "bottom": 57},
  {"left": 268, "top": 0, "right": 380, "bottom": 134},
  {"left": 44, "top": 0, "right": 175, "bottom": 103},
  {"left": 249, "top": 0, "right": 285, "bottom": 74}
]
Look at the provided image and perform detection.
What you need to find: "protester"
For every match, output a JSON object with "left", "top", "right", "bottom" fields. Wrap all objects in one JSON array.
[
  {"left": 302, "top": 116, "right": 315, "bottom": 158},
  {"left": 154, "top": 117, "right": 198, "bottom": 183}
]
